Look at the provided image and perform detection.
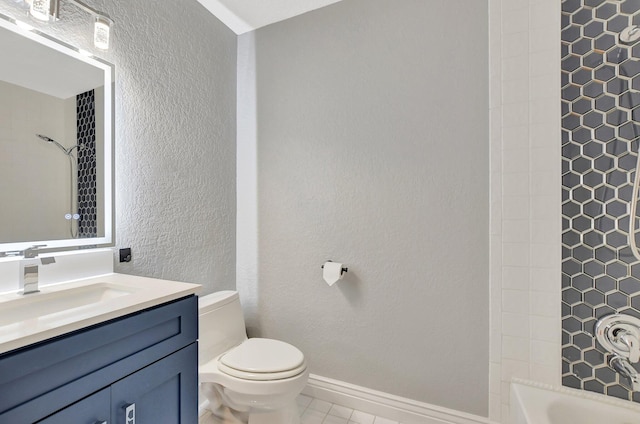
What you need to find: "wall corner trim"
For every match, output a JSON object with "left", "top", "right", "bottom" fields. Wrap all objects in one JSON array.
[{"left": 302, "top": 374, "right": 496, "bottom": 424}]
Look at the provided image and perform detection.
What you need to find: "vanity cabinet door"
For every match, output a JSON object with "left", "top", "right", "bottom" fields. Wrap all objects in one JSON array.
[
  {"left": 37, "top": 388, "right": 110, "bottom": 424},
  {"left": 111, "top": 343, "right": 197, "bottom": 424}
]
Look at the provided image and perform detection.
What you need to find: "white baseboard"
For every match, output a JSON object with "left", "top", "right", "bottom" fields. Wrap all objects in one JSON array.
[{"left": 302, "top": 374, "right": 497, "bottom": 424}]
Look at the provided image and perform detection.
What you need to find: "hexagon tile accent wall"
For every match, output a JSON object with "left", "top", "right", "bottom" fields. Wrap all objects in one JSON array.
[
  {"left": 76, "top": 90, "right": 97, "bottom": 238},
  {"left": 562, "top": 0, "right": 640, "bottom": 403}
]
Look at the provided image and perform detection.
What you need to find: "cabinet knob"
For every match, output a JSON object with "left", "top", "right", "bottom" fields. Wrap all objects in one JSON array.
[{"left": 124, "top": 403, "right": 135, "bottom": 424}]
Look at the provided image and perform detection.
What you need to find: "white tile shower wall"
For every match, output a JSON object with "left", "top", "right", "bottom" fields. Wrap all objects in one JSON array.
[{"left": 489, "top": 0, "right": 561, "bottom": 422}]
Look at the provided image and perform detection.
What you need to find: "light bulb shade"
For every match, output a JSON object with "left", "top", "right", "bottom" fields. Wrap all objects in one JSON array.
[
  {"left": 30, "top": 0, "right": 52, "bottom": 21},
  {"left": 94, "top": 16, "right": 110, "bottom": 50}
]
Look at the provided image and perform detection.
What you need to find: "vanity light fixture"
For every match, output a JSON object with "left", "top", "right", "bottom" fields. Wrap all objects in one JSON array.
[{"left": 26, "top": 0, "right": 112, "bottom": 50}]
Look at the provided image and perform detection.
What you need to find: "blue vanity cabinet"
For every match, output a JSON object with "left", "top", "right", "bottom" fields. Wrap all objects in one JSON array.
[{"left": 0, "top": 295, "right": 198, "bottom": 424}]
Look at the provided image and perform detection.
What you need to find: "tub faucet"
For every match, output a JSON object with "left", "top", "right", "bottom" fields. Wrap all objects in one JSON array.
[{"left": 610, "top": 354, "right": 640, "bottom": 392}]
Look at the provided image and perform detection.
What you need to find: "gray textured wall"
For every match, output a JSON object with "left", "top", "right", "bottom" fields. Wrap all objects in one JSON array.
[
  {"left": 237, "top": 0, "right": 490, "bottom": 416},
  {"left": 0, "top": 0, "right": 237, "bottom": 291}
]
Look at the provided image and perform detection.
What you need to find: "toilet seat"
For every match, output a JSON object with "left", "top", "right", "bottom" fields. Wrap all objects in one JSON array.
[{"left": 218, "top": 338, "right": 306, "bottom": 381}]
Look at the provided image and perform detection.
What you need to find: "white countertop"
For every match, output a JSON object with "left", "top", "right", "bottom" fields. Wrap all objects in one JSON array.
[{"left": 0, "top": 273, "right": 201, "bottom": 355}]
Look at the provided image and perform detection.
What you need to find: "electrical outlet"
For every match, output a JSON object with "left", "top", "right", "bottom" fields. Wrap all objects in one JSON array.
[{"left": 119, "top": 248, "right": 131, "bottom": 263}]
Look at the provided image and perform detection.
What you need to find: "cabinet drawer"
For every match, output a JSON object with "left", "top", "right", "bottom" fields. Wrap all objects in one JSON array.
[
  {"left": 37, "top": 388, "right": 110, "bottom": 424},
  {"left": 0, "top": 295, "right": 197, "bottom": 423}
]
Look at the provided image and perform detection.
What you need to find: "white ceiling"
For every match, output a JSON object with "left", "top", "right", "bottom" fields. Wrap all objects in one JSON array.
[
  {"left": 0, "top": 26, "right": 104, "bottom": 99},
  {"left": 196, "top": 0, "right": 345, "bottom": 34}
]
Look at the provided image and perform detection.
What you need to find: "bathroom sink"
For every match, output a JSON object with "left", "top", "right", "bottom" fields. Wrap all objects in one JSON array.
[
  {"left": 0, "top": 273, "right": 201, "bottom": 354},
  {"left": 0, "top": 283, "right": 136, "bottom": 326}
]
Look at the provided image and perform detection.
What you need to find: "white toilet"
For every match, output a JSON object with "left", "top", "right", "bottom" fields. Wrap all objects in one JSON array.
[{"left": 198, "top": 291, "right": 309, "bottom": 424}]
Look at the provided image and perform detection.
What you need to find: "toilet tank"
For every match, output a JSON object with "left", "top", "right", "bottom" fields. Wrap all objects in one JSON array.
[{"left": 198, "top": 291, "right": 248, "bottom": 365}]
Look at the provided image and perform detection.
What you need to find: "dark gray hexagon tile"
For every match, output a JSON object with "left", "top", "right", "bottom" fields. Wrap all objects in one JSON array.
[
  {"left": 564, "top": 259, "right": 583, "bottom": 277},
  {"left": 594, "top": 125, "right": 615, "bottom": 142},
  {"left": 585, "top": 20, "right": 605, "bottom": 39},
  {"left": 606, "top": 109, "right": 628, "bottom": 126},
  {"left": 572, "top": 37, "right": 593, "bottom": 56},
  {"left": 619, "top": 277, "right": 640, "bottom": 295},
  {"left": 607, "top": 384, "right": 630, "bottom": 401},
  {"left": 584, "top": 259, "right": 605, "bottom": 277},
  {"left": 608, "top": 48, "right": 629, "bottom": 66},
  {"left": 573, "top": 187, "right": 593, "bottom": 203},
  {"left": 584, "top": 170, "right": 605, "bottom": 188},
  {"left": 620, "top": 59, "right": 640, "bottom": 78},
  {"left": 584, "top": 200, "right": 604, "bottom": 218},
  {"left": 563, "top": 84, "right": 582, "bottom": 101},
  {"left": 563, "top": 114, "right": 582, "bottom": 130},
  {"left": 563, "top": 343, "right": 583, "bottom": 362},
  {"left": 595, "top": 215, "right": 616, "bottom": 232},
  {"left": 608, "top": 14, "right": 630, "bottom": 33},
  {"left": 595, "top": 65, "right": 616, "bottom": 82},
  {"left": 563, "top": 375, "right": 582, "bottom": 389},
  {"left": 574, "top": 304, "right": 595, "bottom": 321},
  {"left": 584, "top": 111, "right": 604, "bottom": 128},
  {"left": 605, "top": 139, "right": 628, "bottom": 156},
  {"left": 595, "top": 304, "right": 617, "bottom": 319},
  {"left": 607, "top": 291, "right": 630, "bottom": 308},
  {"left": 574, "top": 97, "right": 594, "bottom": 114},
  {"left": 606, "top": 260, "right": 629, "bottom": 278},
  {"left": 573, "top": 361, "right": 595, "bottom": 379},
  {"left": 606, "top": 170, "right": 628, "bottom": 186},
  {"left": 595, "top": 95, "right": 615, "bottom": 111},
  {"left": 564, "top": 287, "right": 583, "bottom": 305},
  {"left": 564, "top": 54, "right": 582, "bottom": 72},
  {"left": 584, "top": 378, "right": 605, "bottom": 394},
  {"left": 595, "top": 246, "right": 616, "bottom": 263},
  {"left": 631, "top": 295, "right": 640, "bottom": 309},
  {"left": 563, "top": 200, "right": 581, "bottom": 217},
  {"left": 617, "top": 185, "right": 633, "bottom": 202},
  {"left": 618, "top": 154, "right": 637, "bottom": 171},
  {"left": 596, "top": 275, "right": 617, "bottom": 293},
  {"left": 596, "top": 2, "right": 617, "bottom": 20},
  {"left": 586, "top": 51, "right": 606, "bottom": 69},
  {"left": 585, "top": 288, "right": 606, "bottom": 306},
  {"left": 596, "top": 33, "right": 617, "bottom": 52},
  {"left": 618, "top": 122, "right": 640, "bottom": 140},
  {"left": 563, "top": 230, "right": 581, "bottom": 247},
  {"left": 585, "top": 0, "right": 606, "bottom": 7},
  {"left": 618, "top": 91, "right": 640, "bottom": 109},
  {"left": 584, "top": 348, "right": 605, "bottom": 366},
  {"left": 574, "top": 216, "right": 593, "bottom": 233},
  {"left": 594, "top": 155, "right": 613, "bottom": 171},
  {"left": 605, "top": 200, "right": 627, "bottom": 217},
  {"left": 571, "top": 156, "right": 592, "bottom": 173},
  {"left": 584, "top": 229, "right": 605, "bottom": 247},
  {"left": 606, "top": 77, "right": 630, "bottom": 95},
  {"left": 573, "top": 8, "right": 593, "bottom": 25},
  {"left": 574, "top": 273, "right": 596, "bottom": 291},
  {"left": 563, "top": 25, "right": 582, "bottom": 43},
  {"left": 595, "top": 366, "right": 618, "bottom": 384},
  {"left": 618, "top": 246, "right": 638, "bottom": 264},
  {"left": 622, "top": 0, "right": 640, "bottom": 14}
]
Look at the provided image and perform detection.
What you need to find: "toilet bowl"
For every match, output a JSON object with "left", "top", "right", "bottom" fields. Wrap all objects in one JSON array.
[{"left": 198, "top": 291, "right": 309, "bottom": 424}]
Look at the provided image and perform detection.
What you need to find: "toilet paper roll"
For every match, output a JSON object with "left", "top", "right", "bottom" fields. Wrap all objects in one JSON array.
[{"left": 323, "top": 262, "right": 344, "bottom": 286}]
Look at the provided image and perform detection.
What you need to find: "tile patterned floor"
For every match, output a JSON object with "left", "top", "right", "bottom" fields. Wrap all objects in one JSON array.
[{"left": 297, "top": 394, "right": 399, "bottom": 424}]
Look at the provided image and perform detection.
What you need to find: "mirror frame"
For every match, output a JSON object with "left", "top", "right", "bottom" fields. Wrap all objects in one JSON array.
[{"left": 0, "top": 13, "right": 113, "bottom": 252}]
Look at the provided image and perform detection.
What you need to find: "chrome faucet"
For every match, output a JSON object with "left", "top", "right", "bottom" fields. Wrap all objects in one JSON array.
[
  {"left": 19, "top": 245, "right": 55, "bottom": 295},
  {"left": 610, "top": 354, "right": 640, "bottom": 392}
]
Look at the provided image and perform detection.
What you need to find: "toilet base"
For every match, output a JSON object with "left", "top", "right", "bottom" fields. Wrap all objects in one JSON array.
[{"left": 247, "top": 401, "right": 300, "bottom": 424}]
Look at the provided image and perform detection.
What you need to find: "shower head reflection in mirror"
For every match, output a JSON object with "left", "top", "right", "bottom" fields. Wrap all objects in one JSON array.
[{"left": 36, "top": 134, "right": 85, "bottom": 239}]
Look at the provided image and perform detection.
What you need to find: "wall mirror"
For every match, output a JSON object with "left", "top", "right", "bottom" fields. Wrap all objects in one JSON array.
[{"left": 0, "top": 13, "right": 113, "bottom": 252}]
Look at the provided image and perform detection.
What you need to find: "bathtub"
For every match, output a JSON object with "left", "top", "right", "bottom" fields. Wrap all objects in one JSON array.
[{"left": 510, "top": 380, "right": 640, "bottom": 424}]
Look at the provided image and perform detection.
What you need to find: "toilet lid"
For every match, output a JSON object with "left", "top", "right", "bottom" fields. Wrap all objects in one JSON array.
[{"left": 219, "top": 338, "right": 305, "bottom": 380}]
